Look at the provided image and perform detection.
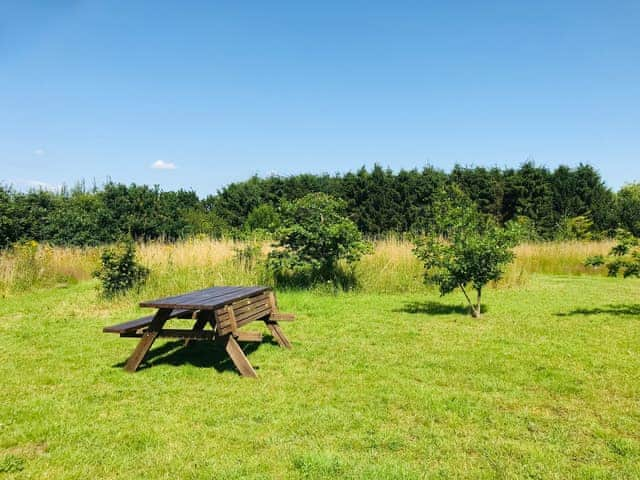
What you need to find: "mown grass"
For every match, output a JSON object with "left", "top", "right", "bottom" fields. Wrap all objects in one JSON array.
[
  {"left": 1, "top": 274, "right": 639, "bottom": 478},
  {"left": 0, "top": 238, "right": 614, "bottom": 296}
]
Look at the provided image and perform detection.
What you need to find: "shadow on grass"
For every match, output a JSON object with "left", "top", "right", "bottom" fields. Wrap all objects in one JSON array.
[
  {"left": 394, "top": 301, "right": 487, "bottom": 316},
  {"left": 555, "top": 304, "right": 640, "bottom": 317},
  {"left": 113, "top": 335, "right": 280, "bottom": 373}
]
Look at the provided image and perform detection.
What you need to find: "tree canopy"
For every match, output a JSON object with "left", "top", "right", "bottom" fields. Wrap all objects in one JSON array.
[{"left": 0, "top": 163, "right": 631, "bottom": 248}]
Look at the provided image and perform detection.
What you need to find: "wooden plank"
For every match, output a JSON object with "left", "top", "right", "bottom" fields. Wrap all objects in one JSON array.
[
  {"left": 268, "top": 291, "right": 279, "bottom": 312},
  {"left": 184, "top": 315, "right": 209, "bottom": 347},
  {"left": 269, "top": 312, "right": 296, "bottom": 321},
  {"left": 216, "top": 292, "right": 271, "bottom": 315},
  {"left": 103, "top": 308, "right": 194, "bottom": 334},
  {"left": 123, "top": 308, "right": 172, "bottom": 372},
  {"left": 139, "top": 286, "right": 244, "bottom": 308},
  {"left": 214, "top": 292, "right": 273, "bottom": 332},
  {"left": 197, "top": 287, "right": 270, "bottom": 310},
  {"left": 140, "top": 286, "right": 270, "bottom": 310},
  {"left": 124, "top": 331, "right": 159, "bottom": 371},
  {"left": 223, "top": 335, "right": 258, "bottom": 378},
  {"left": 158, "top": 329, "right": 216, "bottom": 340},
  {"left": 214, "top": 292, "right": 272, "bottom": 317},
  {"left": 217, "top": 304, "right": 273, "bottom": 335},
  {"left": 265, "top": 321, "right": 292, "bottom": 349},
  {"left": 103, "top": 316, "right": 153, "bottom": 334},
  {"left": 235, "top": 331, "right": 263, "bottom": 342},
  {"left": 216, "top": 299, "right": 272, "bottom": 324}
]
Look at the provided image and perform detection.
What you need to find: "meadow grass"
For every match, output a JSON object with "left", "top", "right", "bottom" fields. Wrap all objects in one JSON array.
[
  {"left": 0, "top": 275, "right": 638, "bottom": 478},
  {"left": 0, "top": 238, "right": 615, "bottom": 297}
]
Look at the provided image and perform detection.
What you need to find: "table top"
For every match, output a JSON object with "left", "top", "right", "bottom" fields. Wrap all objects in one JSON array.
[{"left": 139, "top": 286, "right": 270, "bottom": 311}]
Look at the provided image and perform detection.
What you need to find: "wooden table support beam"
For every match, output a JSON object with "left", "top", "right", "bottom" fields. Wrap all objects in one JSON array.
[
  {"left": 222, "top": 334, "right": 258, "bottom": 378},
  {"left": 124, "top": 308, "right": 172, "bottom": 372}
]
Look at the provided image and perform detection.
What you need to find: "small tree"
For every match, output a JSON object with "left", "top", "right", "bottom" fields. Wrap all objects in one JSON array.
[
  {"left": 585, "top": 230, "right": 640, "bottom": 278},
  {"left": 267, "top": 193, "right": 371, "bottom": 287},
  {"left": 413, "top": 188, "right": 520, "bottom": 318},
  {"left": 617, "top": 183, "right": 640, "bottom": 237},
  {"left": 93, "top": 238, "right": 150, "bottom": 298},
  {"left": 244, "top": 204, "right": 281, "bottom": 233}
]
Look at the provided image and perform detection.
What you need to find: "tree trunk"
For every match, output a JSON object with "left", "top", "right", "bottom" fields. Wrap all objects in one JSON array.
[
  {"left": 472, "top": 287, "right": 482, "bottom": 318},
  {"left": 459, "top": 284, "right": 476, "bottom": 318}
]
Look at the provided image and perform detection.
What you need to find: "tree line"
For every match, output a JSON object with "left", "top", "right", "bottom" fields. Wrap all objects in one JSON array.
[{"left": 1, "top": 162, "right": 639, "bottom": 248}]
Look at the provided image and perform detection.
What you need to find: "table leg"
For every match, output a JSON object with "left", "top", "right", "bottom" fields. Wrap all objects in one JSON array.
[
  {"left": 124, "top": 308, "right": 172, "bottom": 372},
  {"left": 264, "top": 320, "right": 292, "bottom": 349},
  {"left": 184, "top": 315, "right": 209, "bottom": 347},
  {"left": 222, "top": 334, "right": 258, "bottom": 378}
]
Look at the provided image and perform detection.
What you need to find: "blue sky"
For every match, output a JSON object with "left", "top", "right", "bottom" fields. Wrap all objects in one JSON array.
[{"left": 1, "top": 1, "right": 639, "bottom": 196}]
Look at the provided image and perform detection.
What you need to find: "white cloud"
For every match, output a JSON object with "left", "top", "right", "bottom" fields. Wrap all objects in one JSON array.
[
  {"left": 151, "top": 160, "right": 177, "bottom": 170},
  {"left": 33, "top": 148, "right": 45, "bottom": 156}
]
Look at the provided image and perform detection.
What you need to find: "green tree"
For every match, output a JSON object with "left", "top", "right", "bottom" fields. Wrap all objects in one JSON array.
[
  {"left": 552, "top": 164, "right": 616, "bottom": 233},
  {"left": 0, "top": 186, "right": 16, "bottom": 249},
  {"left": 617, "top": 183, "right": 640, "bottom": 237},
  {"left": 267, "top": 193, "right": 371, "bottom": 287},
  {"left": 244, "top": 204, "right": 281, "bottom": 233},
  {"left": 93, "top": 238, "right": 150, "bottom": 298},
  {"left": 502, "top": 162, "right": 555, "bottom": 237},
  {"left": 586, "top": 230, "right": 640, "bottom": 278},
  {"left": 413, "top": 188, "right": 520, "bottom": 318}
]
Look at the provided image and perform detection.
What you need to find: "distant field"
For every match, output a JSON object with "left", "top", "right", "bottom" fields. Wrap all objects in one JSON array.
[
  {"left": 0, "top": 275, "right": 638, "bottom": 478},
  {"left": 0, "top": 238, "right": 615, "bottom": 297}
]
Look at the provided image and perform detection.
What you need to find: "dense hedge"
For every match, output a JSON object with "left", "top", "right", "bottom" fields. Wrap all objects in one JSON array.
[{"left": 0, "top": 162, "right": 637, "bottom": 248}]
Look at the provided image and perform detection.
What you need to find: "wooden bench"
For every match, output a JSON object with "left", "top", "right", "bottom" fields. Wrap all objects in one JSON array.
[
  {"left": 103, "top": 309, "right": 195, "bottom": 336},
  {"left": 104, "top": 286, "right": 295, "bottom": 377}
]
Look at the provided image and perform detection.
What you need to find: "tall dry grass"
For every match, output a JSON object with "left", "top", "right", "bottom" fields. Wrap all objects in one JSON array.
[
  {"left": 0, "top": 237, "right": 616, "bottom": 297},
  {"left": 0, "top": 241, "right": 98, "bottom": 296}
]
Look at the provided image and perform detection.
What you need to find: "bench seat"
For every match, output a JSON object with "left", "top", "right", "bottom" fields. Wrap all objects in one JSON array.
[{"left": 103, "top": 309, "right": 194, "bottom": 334}]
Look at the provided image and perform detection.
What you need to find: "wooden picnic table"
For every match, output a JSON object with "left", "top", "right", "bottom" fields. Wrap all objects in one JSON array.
[{"left": 103, "top": 286, "right": 294, "bottom": 377}]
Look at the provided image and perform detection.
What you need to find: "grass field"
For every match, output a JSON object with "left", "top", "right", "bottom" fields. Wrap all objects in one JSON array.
[{"left": 1, "top": 274, "right": 638, "bottom": 479}]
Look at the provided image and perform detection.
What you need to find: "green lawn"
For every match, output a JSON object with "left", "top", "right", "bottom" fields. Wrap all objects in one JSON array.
[{"left": 1, "top": 275, "right": 639, "bottom": 479}]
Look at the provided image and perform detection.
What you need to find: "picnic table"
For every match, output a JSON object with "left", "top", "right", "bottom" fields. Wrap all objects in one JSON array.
[{"left": 103, "top": 286, "right": 295, "bottom": 377}]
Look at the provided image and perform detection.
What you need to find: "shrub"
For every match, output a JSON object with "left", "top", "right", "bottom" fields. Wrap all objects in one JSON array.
[
  {"left": 556, "top": 214, "right": 594, "bottom": 240},
  {"left": 233, "top": 242, "right": 263, "bottom": 269},
  {"left": 244, "top": 204, "right": 281, "bottom": 233},
  {"left": 267, "top": 193, "right": 371, "bottom": 288},
  {"left": 413, "top": 187, "right": 521, "bottom": 318},
  {"left": 585, "top": 229, "right": 640, "bottom": 278},
  {"left": 617, "top": 183, "right": 640, "bottom": 237},
  {"left": 93, "top": 238, "right": 149, "bottom": 298}
]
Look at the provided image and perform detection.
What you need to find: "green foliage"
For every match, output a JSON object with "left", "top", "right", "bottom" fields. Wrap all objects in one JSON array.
[
  {"left": 0, "top": 164, "right": 634, "bottom": 247},
  {"left": 182, "top": 208, "right": 229, "bottom": 238},
  {"left": 617, "top": 183, "right": 640, "bottom": 237},
  {"left": 233, "top": 242, "right": 263, "bottom": 268},
  {"left": 556, "top": 214, "right": 594, "bottom": 240},
  {"left": 244, "top": 203, "right": 281, "bottom": 233},
  {"left": 0, "top": 185, "right": 14, "bottom": 249},
  {"left": 586, "top": 230, "right": 640, "bottom": 278},
  {"left": 93, "top": 238, "right": 150, "bottom": 298},
  {"left": 267, "top": 193, "right": 371, "bottom": 287},
  {"left": 413, "top": 188, "right": 520, "bottom": 317}
]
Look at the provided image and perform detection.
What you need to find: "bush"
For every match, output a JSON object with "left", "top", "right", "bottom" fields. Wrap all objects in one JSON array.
[
  {"left": 556, "top": 214, "right": 594, "bottom": 240},
  {"left": 93, "top": 238, "right": 149, "bottom": 298},
  {"left": 267, "top": 193, "right": 371, "bottom": 288},
  {"left": 244, "top": 204, "right": 281, "bottom": 233},
  {"left": 413, "top": 187, "right": 521, "bottom": 317},
  {"left": 585, "top": 229, "right": 640, "bottom": 278},
  {"left": 617, "top": 183, "right": 640, "bottom": 237}
]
